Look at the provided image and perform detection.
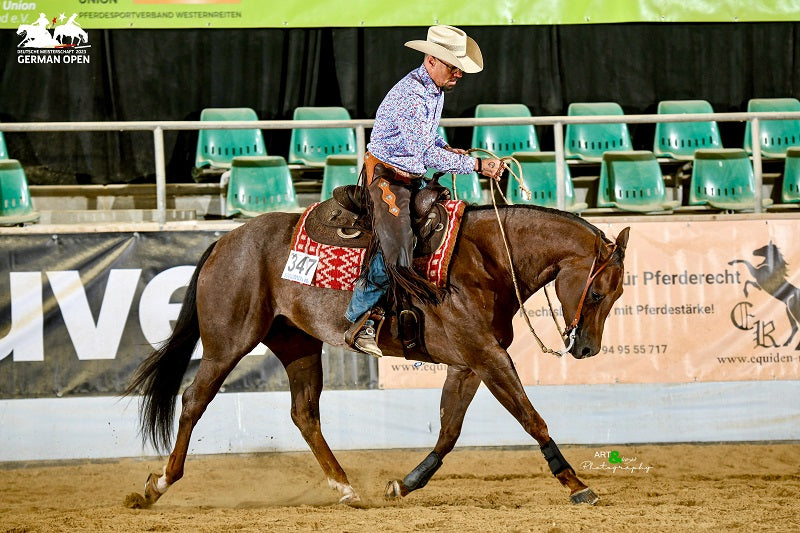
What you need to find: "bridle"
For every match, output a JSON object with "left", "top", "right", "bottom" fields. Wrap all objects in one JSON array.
[{"left": 558, "top": 242, "right": 619, "bottom": 351}]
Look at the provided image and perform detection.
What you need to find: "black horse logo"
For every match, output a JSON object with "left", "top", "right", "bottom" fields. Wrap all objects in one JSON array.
[{"left": 729, "top": 242, "right": 800, "bottom": 348}]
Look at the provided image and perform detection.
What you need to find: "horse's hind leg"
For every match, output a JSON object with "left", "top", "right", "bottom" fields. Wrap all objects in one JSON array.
[
  {"left": 268, "top": 321, "right": 361, "bottom": 504},
  {"left": 386, "top": 365, "right": 481, "bottom": 498},
  {"left": 782, "top": 297, "right": 800, "bottom": 347},
  {"left": 143, "top": 349, "right": 249, "bottom": 505}
]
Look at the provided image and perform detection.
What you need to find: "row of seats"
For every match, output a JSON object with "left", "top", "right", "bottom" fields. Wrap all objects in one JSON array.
[
  {"left": 197, "top": 99, "right": 800, "bottom": 215},
  {"left": 222, "top": 152, "right": 486, "bottom": 218},
  {"left": 591, "top": 149, "right": 777, "bottom": 213},
  {"left": 195, "top": 98, "right": 800, "bottom": 173},
  {"left": 223, "top": 144, "right": 800, "bottom": 218}
]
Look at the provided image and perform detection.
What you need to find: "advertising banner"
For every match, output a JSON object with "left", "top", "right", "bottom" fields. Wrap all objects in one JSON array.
[
  {"left": 379, "top": 218, "right": 800, "bottom": 389},
  {"left": 4, "top": 218, "right": 800, "bottom": 398},
  {"left": 1, "top": 1, "right": 797, "bottom": 30},
  {"left": 0, "top": 230, "right": 264, "bottom": 399}
]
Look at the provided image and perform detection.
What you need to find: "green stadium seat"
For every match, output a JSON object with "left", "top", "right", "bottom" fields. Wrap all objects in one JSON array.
[
  {"left": 470, "top": 104, "right": 539, "bottom": 158},
  {"left": 743, "top": 98, "right": 800, "bottom": 158},
  {"left": 653, "top": 100, "right": 722, "bottom": 160},
  {"left": 194, "top": 107, "right": 266, "bottom": 171},
  {"left": 506, "top": 152, "right": 587, "bottom": 212},
  {"left": 321, "top": 155, "right": 359, "bottom": 201},
  {"left": 781, "top": 146, "right": 800, "bottom": 203},
  {"left": 226, "top": 156, "right": 298, "bottom": 217},
  {"left": 441, "top": 172, "right": 483, "bottom": 203},
  {"left": 689, "top": 148, "right": 773, "bottom": 211},
  {"left": 289, "top": 107, "right": 356, "bottom": 167},
  {"left": 0, "top": 132, "right": 8, "bottom": 159},
  {"left": 0, "top": 159, "right": 39, "bottom": 225},
  {"left": 598, "top": 151, "right": 679, "bottom": 213},
  {"left": 565, "top": 102, "right": 632, "bottom": 161}
]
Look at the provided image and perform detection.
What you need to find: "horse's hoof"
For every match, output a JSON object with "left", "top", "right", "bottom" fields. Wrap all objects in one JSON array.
[
  {"left": 338, "top": 491, "right": 363, "bottom": 506},
  {"left": 124, "top": 472, "right": 164, "bottom": 509},
  {"left": 384, "top": 479, "right": 408, "bottom": 499},
  {"left": 570, "top": 487, "right": 600, "bottom": 505},
  {"left": 142, "top": 472, "right": 164, "bottom": 507}
]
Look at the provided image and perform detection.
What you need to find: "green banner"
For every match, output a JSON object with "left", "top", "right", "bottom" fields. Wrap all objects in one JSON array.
[{"left": 2, "top": 0, "right": 799, "bottom": 30}]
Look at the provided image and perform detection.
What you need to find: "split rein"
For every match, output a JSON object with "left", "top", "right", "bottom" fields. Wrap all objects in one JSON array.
[{"left": 452, "top": 148, "right": 617, "bottom": 358}]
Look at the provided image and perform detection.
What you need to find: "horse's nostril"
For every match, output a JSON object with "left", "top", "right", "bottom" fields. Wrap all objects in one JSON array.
[{"left": 581, "top": 346, "right": 591, "bottom": 357}]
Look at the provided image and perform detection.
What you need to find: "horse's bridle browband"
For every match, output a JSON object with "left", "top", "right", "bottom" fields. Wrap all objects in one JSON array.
[{"left": 563, "top": 242, "right": 619, "bottom": 336}]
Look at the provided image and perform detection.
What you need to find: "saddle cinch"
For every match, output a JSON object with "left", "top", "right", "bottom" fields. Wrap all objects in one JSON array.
[{"left": 304, "top": 174, "right": 454, "bottom": 257}]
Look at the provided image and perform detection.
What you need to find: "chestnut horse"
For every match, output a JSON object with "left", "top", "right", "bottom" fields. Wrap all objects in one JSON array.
[{"left": 125, "top": 204, "right": 630, "bottom": 508}]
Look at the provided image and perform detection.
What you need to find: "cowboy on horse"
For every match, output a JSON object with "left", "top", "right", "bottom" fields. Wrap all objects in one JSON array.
[{"left": 344, "top": 25, "right": 506, "bottom": 357}]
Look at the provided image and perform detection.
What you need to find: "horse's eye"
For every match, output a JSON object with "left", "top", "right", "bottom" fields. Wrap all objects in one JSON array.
[{"left": 590, "top": 290, "right": 604, "bottom": 302}]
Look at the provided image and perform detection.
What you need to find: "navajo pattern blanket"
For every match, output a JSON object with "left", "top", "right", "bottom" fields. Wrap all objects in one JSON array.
[{"left": 290, "top": 200, "right": 466, "bottom": 291}]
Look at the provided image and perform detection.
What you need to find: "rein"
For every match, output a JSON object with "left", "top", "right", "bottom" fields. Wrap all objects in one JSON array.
[{"left": 461, "top": 148, "right": 616, "bottom": 358}]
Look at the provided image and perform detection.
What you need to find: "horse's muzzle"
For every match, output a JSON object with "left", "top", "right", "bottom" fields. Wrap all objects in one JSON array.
[{"left": 570, "top": 332, "right": 600, "bottom": 359}]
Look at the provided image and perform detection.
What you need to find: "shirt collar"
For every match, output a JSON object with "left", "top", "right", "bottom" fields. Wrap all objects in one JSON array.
[{"left": 415, "top": 64, "right": 442, "bottom": 96}]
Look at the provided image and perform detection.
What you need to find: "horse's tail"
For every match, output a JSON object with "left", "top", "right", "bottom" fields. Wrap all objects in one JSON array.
[{"left": 124, "top": 241, "right": 217, "bottom": 453}]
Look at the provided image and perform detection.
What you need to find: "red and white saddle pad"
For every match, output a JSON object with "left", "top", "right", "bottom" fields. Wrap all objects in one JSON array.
[{"left": 285, "top": 200, "right": 466, "bottom": 291}]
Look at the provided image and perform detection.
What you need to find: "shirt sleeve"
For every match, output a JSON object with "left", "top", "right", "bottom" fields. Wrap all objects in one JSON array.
[{"left": 424, "top": 146, "right": 476, "bottom": 175}]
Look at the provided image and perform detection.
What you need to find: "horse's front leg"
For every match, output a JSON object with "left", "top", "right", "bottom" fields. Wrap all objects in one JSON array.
[
  {"left": 473, "top": 346, "right": 599, "bottom": 505},
  {"left": 385, "top": 365, "right": 481, "bottom": 499},
  {"left": 269, "top": 324, "right": 361, "bottom": 505},
  {"left": 728, "top": 260, "right": 758, "bottom": 297},
  {"left": 743, "top": 279, "right": 760, "bottom": 298}
]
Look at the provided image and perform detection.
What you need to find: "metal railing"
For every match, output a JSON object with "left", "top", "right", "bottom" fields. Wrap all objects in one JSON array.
[{"left": 1, "top": 110, "right": 798, "bottom": 226}]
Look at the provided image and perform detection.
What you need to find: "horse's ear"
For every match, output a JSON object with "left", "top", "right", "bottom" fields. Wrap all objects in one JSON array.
[
  {"left": 594, "top": 232, "right": 610, "bottom": 261},
  {"left": 615, "top": 227, "right": 631, "bottom": 254}
]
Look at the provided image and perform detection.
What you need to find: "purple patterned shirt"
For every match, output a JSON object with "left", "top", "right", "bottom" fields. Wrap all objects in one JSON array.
[{"left": 367, "top": 64, "right": 476, "bottom": 176}]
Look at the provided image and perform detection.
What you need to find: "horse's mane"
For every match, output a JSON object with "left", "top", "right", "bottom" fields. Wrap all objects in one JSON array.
[
  {"left": 761, "top": 243, "right": 788, "bottom": 280},
  {"left": 464, "top": 204, "right": 609, "bottom": 242}
]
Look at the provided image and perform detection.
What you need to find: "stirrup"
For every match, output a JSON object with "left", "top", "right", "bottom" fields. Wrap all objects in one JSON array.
[
  {"left": 345, "top": 308, "right": 385, "bottom": 357},
  {"left": 354, "top": 324, "right": 383, "bottom": 358}
]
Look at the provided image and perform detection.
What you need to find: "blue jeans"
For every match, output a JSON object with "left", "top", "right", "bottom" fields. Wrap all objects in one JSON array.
[{"left": 346, "top": 251, "right": 389, "bottom": 323}]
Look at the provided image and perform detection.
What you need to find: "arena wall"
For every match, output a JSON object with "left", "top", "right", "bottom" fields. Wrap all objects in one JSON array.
[{"left": 2, "top": 381, "right": 798, "bottom": 462}]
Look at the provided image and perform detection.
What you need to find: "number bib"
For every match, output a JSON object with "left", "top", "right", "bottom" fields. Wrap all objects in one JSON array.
[{"left": 281, "top": 250, "right": 320, "bottom": 285}]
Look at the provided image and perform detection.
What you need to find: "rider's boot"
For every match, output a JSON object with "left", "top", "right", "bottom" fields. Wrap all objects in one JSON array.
[{"left": 345, "top": 308, "right": 385, "bottom": 358}]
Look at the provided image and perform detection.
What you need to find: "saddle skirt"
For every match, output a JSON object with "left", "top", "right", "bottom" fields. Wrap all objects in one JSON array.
[{"left": 290, "top": 198, "right": 466, "bottom": 291}]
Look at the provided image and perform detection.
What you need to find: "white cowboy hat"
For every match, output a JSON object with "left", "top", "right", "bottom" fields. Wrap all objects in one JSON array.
[{"left": 405, "top": 25, "right": 483, "bottom": 74}]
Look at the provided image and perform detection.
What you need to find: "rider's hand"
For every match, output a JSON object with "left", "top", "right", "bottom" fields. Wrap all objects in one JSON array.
[{"left": 477, "top": 158, "right": 505, "bottom": 181}]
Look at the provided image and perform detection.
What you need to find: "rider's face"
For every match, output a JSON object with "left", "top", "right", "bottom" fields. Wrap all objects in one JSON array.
[{"left": 427, "top": 56, "right": 463, "bottom": 92}]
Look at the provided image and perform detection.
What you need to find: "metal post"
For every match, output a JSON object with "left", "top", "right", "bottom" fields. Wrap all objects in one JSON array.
[
  {"left": 356, "top": 125, "right": 366, "bottom": 173},
  {"left": 554, "top": 122, "right": 566, "bottom": 211},
  {"left": 153, "top": 126, "right": 167, "bottom": 227},
  {"left": 750, "top": 118, "right": 763, "bottom": 214}
]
